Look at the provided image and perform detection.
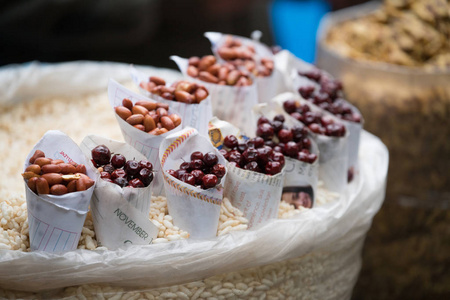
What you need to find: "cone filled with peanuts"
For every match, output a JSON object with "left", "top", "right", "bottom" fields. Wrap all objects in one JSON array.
[
  {"left": 108, "top": 79, "right": 183, "bottom": 196},
  {"left": 22, "top": 130, "right": 97, "bottom": 252},
  {"left": 130, "top": 67, "right": 213, "bottom": 137}
]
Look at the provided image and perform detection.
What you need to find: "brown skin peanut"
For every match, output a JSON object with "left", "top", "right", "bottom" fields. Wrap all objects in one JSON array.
[
  {"left": 187, "top": 66, "right": 199, "bottom": 77},
  {"left": 25, "top": 164, "right": 41, "bottom": 175},
  {"left": 131, "top": 105, "right": 149, "bottom": 116},
  {"left": 75, "top": 164, "right": 87, "bottom": 174},
  {"left": 149, "top": 76, "right": 166, "bottom": 86},
  {"left": 29, "top": 150, "right": 45, "bottom": 164},
  {"left": 60, "top": 163, "right": 76, "bottom": 174},
  {"left": 126, "top": 114, "right": 144, "bottom": 125},
  {"left": 115, "top": 106, "right": 132, "bottom": 120},
  {"left": 174, "top": 91, "right": 195, "bottom": 104},
  {"left": 51, "top": 159, "right": 65, "bottom": 165},
  {"left": 156, "top": 103, "right": 169, "bottom": 110},
  {"left": 34, "top": 157, "right": 52, "bottom": 167},
  {"left": 42, "top": 173, "right": 63, "bottom": 186},
  {"left": 144, "top": 115, "right": 156, "bottom": 132},
  {"left": 27, "top": 177, "right": 38, "bottom": 193},
  {"left": 122, "top": 98, "right": 133, "bottom": 110},
  {"left": 36, "top": 178, "right": 50, "bottom": 195},
  {"left": 195, "top": 88, "right": 208, "bottom": 102},
  {"left": 67, "top": 180, "right": 77, "bottom": 193},
  {"left": 42, "top": 164, "right": 62, "bottom": 174},
  {"left": 199, "top": 72, "right": 219, "bottom": 84},
  {"left": 134, "top": 124, "right": 145, "bottom": 131},
  {"left": 169, "top": 114, "right": 182, "bottom": 127},
  {"left": 136, "top": 101, "right": 157, "bottom": 111},
  {"left": 50, "top": 184, "right": 68, "bottom": 195},
  {"left": 160, "top": 116, "right": 175, "bottom": 130},
  {"left": 21, "top": 172, "right": 40, "bottom": 180}
]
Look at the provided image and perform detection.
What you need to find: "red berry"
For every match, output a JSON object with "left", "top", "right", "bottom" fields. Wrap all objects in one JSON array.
[
  {"left": 224, "top": 135, "right": 238, "bottom": 149},
  {"left": 92, "top": 145, "right": 111, "bottom": 166},
  {"left": 111, "top": 169, "right": 127, "bottom": 180},
  {"left": 203, "top": 152, "right": 218, "bottom": 167},
  {"left": 202, "top": 174, "right": 218, "bottom": 189},
  {"left": 265, "top": 161, "right": 282, "bottom": 175},
  {"left": 100, "top": 172, "right": 111, "bottom": 179},
  {"left": 139, "top": 160, "right": 153, "bottom": 171},
  {"left": 111, "top": 154, "right": 126, "bottom": 169},
  {"left": 190, "top": 151, "right": 203, "bottom": 161},
  {"left": 277, "top": 129, "right": 293, "bottom": 143},
  {"left": 191, "top": 169, "right": 205, "bottom": 185},
  {"left": 212, "top": 164, "right": 226, "bottom": 178},
  {"left": 125, "top": 160, "right": 140, "bottom": 176},
  {"left": 128, "top": 178, "right": 145, "bottom": 188}
]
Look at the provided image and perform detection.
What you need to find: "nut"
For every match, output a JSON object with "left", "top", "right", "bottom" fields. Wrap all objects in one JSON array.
[
  {"left": 59, "top": 163, "right": 76, "bottom": 174},
  {"left": 187, "top": 65, "right": 199, "bottom": 77},
  {"left": 174, "top": 91, "right": 195, "bottom": 104},
  {"left": 42, "top": 173, "right": 63, "bottom": 186},
  {"left": 42, "top": 164, "right": 62, "bottom": 174},
  {"left": 29, "top": 150, "right": 45, "bottom": 164},
  {"left": 149, "top": 76, "right": 166, "bottom": 86},
  {"left": 25, "top": 164, "right": 41, "bottom": 175},
  {"left": 34, "top": 157, "right": 52, "bottom": 167},
  {"left": 36, "top": 178, "right": 50, "bottom": 195},
  {"left": 126, "top": 114, "right": 144, "bottom": 125},
  {"left": 136, "top": 100, "right": 157, "bottom": 111},
  {"left": 160, "top": 116, "right": 175, "bottom": 130},
  {"left": 131, "top": 105, "right": 149, "bottom": 116},
  {"left": 169, "top": 114, "right": 182, "bottom": 127},
  {"left": 50, "top": 184, "right": 68, "bottom": 195},
  {"left": 122, "top": 98, "right": 133, "bottom": 110},
  {"left": 199, "top": 71, "right": 219, "bottom": 84},
  {"left": 115, "top": 106, "right": 132, "bottom": 120},
  {"left": 27, "top": 177, "right": 38, "bottom": 193},
  {"left": 144, "top": 114, "right": 156, "bottom": 132}
]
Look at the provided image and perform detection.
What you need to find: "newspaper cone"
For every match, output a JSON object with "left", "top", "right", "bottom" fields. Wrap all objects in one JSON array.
[
  {"left": 108, "top": 79, "right": 183, "bottom": 196},
  {"left": 23, "top": 130, "right": 97, "bottom": 252},
  {"left": 80, "top": 135, "right": 158, "bottom": 249},
  {"left": 159, "top": 127, "right": 226, "bottom": 239},
  {"left": 171, "top": 55, "right": 258, "bottom": 134},
  {"left": 130, "top": 66, "right": 213, "bottom": 137}
]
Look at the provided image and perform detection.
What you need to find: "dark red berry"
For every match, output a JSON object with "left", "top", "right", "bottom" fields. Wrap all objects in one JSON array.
[
  {"left": 100, "top": 172, "right": 111, "bottom": 179},
  {"left": 243, "top": 148, "right": 258, "bottom": 163},
  {"left": 224, "top": 135, "right": 239, "bottom": 149},
  {"left": 92, "top": 145, "right": 111, "bottom": 166},
  {"left": 190, "top": 151, "right": 203, "bottom": 161},
  {"left": 212, "top": 164, "right": 226, "bottom": 178},
  {"left": 103, "top": 164, "right": 115, "bottom": 174},
  {"left": 111, "top": 154, "right": 126, "bottom": 169},
  {"left": 191, "top": 169, "right": 205, "bottom": 185},
  {"left": 248, "top": 137, "right": 265, "bottom": 149},
  {"left": 244, "top": 161, "right": 261, "bottom": 173},
  {"left": 125, "top": 160, "right": 140, "bottom": 176},
  {"left": 299, "top": 86, "right": 315, "bottom": 99},
  {"left": 271, "top": 152, "right": 285, "bottom": 167},
  {"left": 190, "top": 159, "right": 204, "bottom": 170},
  {"left": 128, "top": 178, "right": 145, "bottom": 188},
  {"left": 283, "top": 100, "right": 297, "bottom": 114},
  {"left": 227, "top": 151, "right": 242, "bottom": 165},
  {"left": 167, "top": 169, "right": 177, "bottom": 178},
  {"left": 139, "top": 168, "right": 154, "bottom": 186},
  {"left": 181, "top": 173, "right": 196, "bottom": 186},
  {"left": 256, "top": 123, "right": 274, "bottom": 140},
  {"left": 175, "top": 169, "right": 188, "bottom": 179},
  {"left": 265, "top": 161, "right": 282, "bottom": 175},
  {"left": 284, "top": 141, "right": 299, "bottom": 158},
  {"left": 219, "top": 149, "right": 229, "bottom": 159},
  {"left": 139, "top": 160, "right": 153, "bottom": 172},
  {"left": 277, "top": 129, "right": 293, "bottom": 143},
  {"left": 180, "top": 161, "right": 191, "bottom": 171},
  {"left": 273, "top": 114, "right": 285, "bottom": 123},
  {"left": 114, "top": 177, "right": 128, "bottom": 188},
  {"left": 257, "top": 116, "right": 270, "bottom": 125},
  {"left": 271, "top": 120, "right": 284, "bottom": 133},
  {"left": 203, "top": 152, "right": 218, "bottom": 167},
  {"left": 111, "top": 169, "right": 127, "bottom": 179},
  {"left": 236, "top": 143, "right": 247, "bottom": 153},
  {"left": 202, "top": 174, "right": 218, "bottom": 189}
]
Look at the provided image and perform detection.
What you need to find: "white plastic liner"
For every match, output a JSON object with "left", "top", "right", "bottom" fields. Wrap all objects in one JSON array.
[{"left": 0, "top": 61, "right": 388, "bottom": 297}]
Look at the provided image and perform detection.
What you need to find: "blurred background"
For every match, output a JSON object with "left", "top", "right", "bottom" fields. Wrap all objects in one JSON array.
[{"left": 1, "top": 0, "right": 449, "bottom": 299}]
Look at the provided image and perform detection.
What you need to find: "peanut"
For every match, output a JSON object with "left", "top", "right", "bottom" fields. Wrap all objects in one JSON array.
[
  {"left": 67, "top": 180, "right": 77, "bottom": 193},
  {"left": 36, "top": 178, "right": 50, "bottom": 195},
  {"left": 144, "top": 115, "right": 156, "bottom": 132},
  {"left": 132, "top": 105, "right": 149, "bottom": 116},
  {"left": 169, "top": 114, "right": 182, "bottom": 127},
  {"left": 161, "top": 92, "right": 174, "bottom": 100},
  {"left": 126, "top": 114, "right": 144, "bottom": 125},
  {"left": 51, "top": 159, "right": 65, "bottom": 165},
  {"left": 175, "top": 91, "right": 195, "bottom": 104},
  {"left": 21, "top": 172, "right": 40, "bottom": 180},
  {"left": 34, "top": 157, "right": 52, "bottom": 167},
  {"left": 25, "top": 164, "right": 41, "bottom": 175},
  {"left": 199, "top": 71, "right": 219, "bottom": 83},
  {"left": 156, "top": 103, "right": 169, "bottom": 110},
  {"left": 188, "top": 56, "right": 200, "bottom": 67},
  {"left": 187, "top": 65, "right": 199, "bottom": 77},
  {"left": 122, "top": 98, "right": 133, "bottom": 110},
  {"left": 60, "top": 163, "right": 76, "bottom": 174},
  {"left": 160, "top": 116, "right": 175, "bottom": 130},
  {"left": 42, "top": 173, "right": 63, "bottom": 186},
  {"left": 75, "top": 164, "right": 87, "bottom": 174},
  {"left": 42, "top": 164, "right": 62, "bottom": 174},
  {"left": 133, "top": 124, "right": 145, "bottom": 131},
  {"left": 27, "top": 177, "right": 38, "bottom": 193},
  {"left": 50, "top": 184, "right": 68, "bottom": 195},
  {"left": 194, "top": 88, "right": 209, "bottom": 102},
  {"left": 136, "top": 100, "right": 157, "bottom": 111},
  {"left": 156, "top": 107, "right": 168, "bottom": 117},
  {"left": 198, "top": 55, "right": 216, "bottom": 71},
  {"left": 29, "top": 150, "right": 45, "bottom": 164},
  {"left": 115, "top": 106, "right": 132, "bottom": 120},
  {"left": 149, "top": 76, "right": 166, "bottom": 86}
]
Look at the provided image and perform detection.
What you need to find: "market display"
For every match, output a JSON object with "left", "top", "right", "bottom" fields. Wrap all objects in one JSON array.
[{"left": 0, "top": 29, "right": 389, "bottom": 299}]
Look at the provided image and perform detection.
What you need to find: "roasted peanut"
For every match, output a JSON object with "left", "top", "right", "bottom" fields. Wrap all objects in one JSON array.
[
  {"left": 34, "top": 157, "right": 52, "bottom": 167},
  {"left": 159, "top": 128, "right": 168, "bottom": 134},
  {"left": 51, "top": 159, "right": 65, "bottom": 165},
  {"left": 42, "top": 173, "right": 63, "bottom": 186},
  {"left": 27, "top": 177, "right": 38, "bottom": 193},
  {"left": 227, "top": 70, "right": 240, "bottom": 85},
  {"left": 60, "top": 163, "right": 76, "bottom": 174},
  {"left": 149, "top": 76, "right": 166, "bottom": 86},
  {"left": 22, "top": 172, "right": 40, "bottom": 180},
  {"left": 50, "top": 184, "right": 68, "bottom": 195},
  {"left": 199, "top": 71, "right": 219, "bottom": 83},
  {"left": 126, "top": 114, "right": 144, "bottom": 125},
  {"left": 188, "top": 56, "right": 200, "bottom": 67},
  {"left": 134, "top": 124, "right": 145, "bottom": 131},
  {"left": 42, "top": 164, "right": 62, "bottom": 174},
  {"left": 136, "top": 100, "right": 157, "bottom": 111},
  {"left": 156, "top": 103, "right": 169, "bottom": 110},
  {"left": 67, "top": 180, "right": 77, "bottom": 193},
  {"left": 25, "top": 164, "right": 41, "bottom": 175},
  {"left": 156, "top": 107, "right": 168, "bottom": 117},
  {"left": 29, "top": 150, "right": 45, "bottom": 164},
  {"left": 160, "top": 116, "right": 175, "bottom": 130},
  {"left": 161, "top": 92, "right": 174, "bottom": 100},
  {"left": 122, "top": 98, "right": 133, "bottom": 110},
  {"left": 144, "top": 114, "right": 156, "bottom": 132},
  {"left": 174, "top": 91, "right": 195, "bottom": 104},
  {"left": 194, "top": 88, "right": 209, "bottom": 102},
  {"left": 36, "top": 178, "right": 50, "bottom": 195},
  {"left": 131, "top": 105, "right": 149, "bottom": 116},
  {"left": 76, "top": 178, "right": 88, "bottom": 191},
  {"left": 75, "top": 164, "right": 87, "bottom": 174},
  {"left": 198, "top": 55, "right": 216, "bottom": 71},
  {"left": 139, "top": 81, "right": 156, "bottom": 92},
  {"left": 169, "top": 114, "right": 182, "bottom": 127},
  {"left": 187, "top": 65, "right": 199, "bottom": 77},
  {"left": 115, "top": 106, "right": 132, "bottom": 120}
]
